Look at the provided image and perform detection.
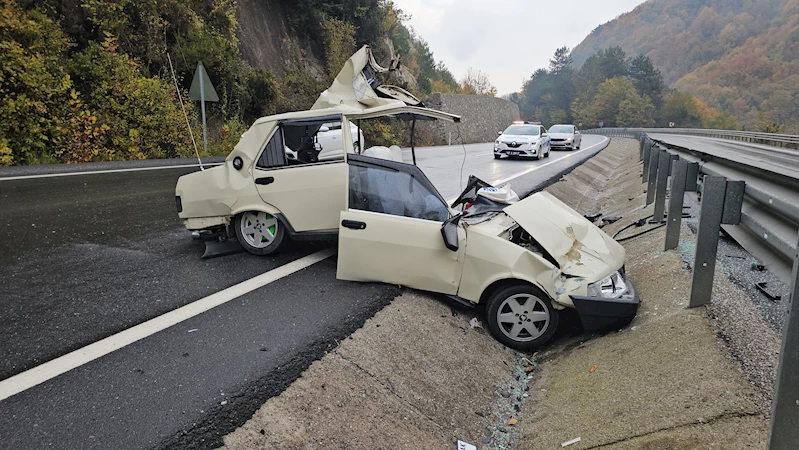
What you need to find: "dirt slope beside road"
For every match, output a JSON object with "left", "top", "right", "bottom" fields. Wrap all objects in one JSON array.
[{"left": 518, "top": 138, "right": 769, "bottom": 449}]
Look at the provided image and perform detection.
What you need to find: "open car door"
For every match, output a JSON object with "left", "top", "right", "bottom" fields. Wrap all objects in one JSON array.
[{"left": 336, "top": 154, "right": 466, "bottom": 294}]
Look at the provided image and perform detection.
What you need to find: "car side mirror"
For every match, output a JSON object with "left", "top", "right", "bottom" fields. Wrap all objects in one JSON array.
[
  {"left": 319, "top": 126, "right": 330, "bottom": 132},
  {"left": 497, "top": 131, "right": 503, "bottom": 136},
  {"left": 575, "top": 131, "right": 580, "bottom": 135},
  {"left": 440, "top": 215, "right": 461, "bottom": 251},
  {"left": 542, "top": 132, "right": 548, "bottom": 137}
]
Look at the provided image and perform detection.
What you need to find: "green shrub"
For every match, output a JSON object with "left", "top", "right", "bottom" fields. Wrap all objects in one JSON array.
[{"left": 0, "top": 0, "right": 72, "bottom": 165}]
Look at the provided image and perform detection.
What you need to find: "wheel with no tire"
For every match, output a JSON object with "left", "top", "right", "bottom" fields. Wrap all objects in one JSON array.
[
  {"left": 234, "top": 211, "right": 286, "bottom": 255},
  {"left": 486, "top": 284, "right": 559, "bottom": 350}
]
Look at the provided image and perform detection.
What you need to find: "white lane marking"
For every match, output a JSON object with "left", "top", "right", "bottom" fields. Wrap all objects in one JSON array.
[
  {"left": 0, "top": 163, "right": 223, "bottom": 181},
  {"left": 446, "top": 137, "right": 609, "bottom": 202},
  {"left": 0, "top": 249, "right": 335, "bottom": 402}
]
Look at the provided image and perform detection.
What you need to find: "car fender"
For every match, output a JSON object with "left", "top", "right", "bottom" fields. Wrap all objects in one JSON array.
[
  {"left": 456, "top": 228, "right": 578, "bottom": 309},
  {"left": 230, "top": 200, "right": 282, "bottom": 219}
]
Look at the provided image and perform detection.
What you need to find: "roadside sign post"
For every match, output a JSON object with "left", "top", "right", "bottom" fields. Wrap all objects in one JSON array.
[{"left": 189, "top": 62, "right": 219, "bottom": 159}]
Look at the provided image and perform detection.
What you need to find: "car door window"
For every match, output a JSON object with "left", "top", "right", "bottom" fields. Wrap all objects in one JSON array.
[
  {"left": 256, "top": 128, "right": 286, "bottom": 168},
  {"left": 348, "top": 164, "right": 449, "bottom": 222}
]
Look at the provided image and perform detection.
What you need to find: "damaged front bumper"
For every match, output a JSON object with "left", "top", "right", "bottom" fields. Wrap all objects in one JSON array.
[{"left": 570, "top": 274, "right": 640, "bottom": 332}]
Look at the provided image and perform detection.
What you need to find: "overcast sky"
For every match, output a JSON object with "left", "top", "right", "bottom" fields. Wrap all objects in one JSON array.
[{"left": 393, "top": 0, "right": 646, "bottom": 95}]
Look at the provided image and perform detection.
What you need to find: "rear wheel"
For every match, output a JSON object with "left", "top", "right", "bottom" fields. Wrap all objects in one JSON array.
[
  {"left": 486, "top": 284, "right": 559, "bottom": 350},
  {"left": 234, "top": 211, "right": 286, "bottom": 256}
]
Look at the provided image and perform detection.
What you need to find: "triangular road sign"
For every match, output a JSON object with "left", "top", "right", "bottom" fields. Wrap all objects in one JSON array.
[{"left": 189, "top": 61, "right": 219, "bottom": 102}]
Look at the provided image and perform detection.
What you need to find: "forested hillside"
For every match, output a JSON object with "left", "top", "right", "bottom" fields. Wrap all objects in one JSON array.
[
  {"left": 570, "top": 0, "right": 799, "bottom": 132},
  {"left": 514, "top": 44, "right": 737, "bottom": 132},
  {"left": 0, "top": 0, "right": 462, "bottom": 165}
]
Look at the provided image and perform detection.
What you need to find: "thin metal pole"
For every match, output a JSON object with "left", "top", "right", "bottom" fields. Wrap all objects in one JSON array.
[
  {"left": 356, "top": 119, "right": 362, "bottom": 154},
  {"left": 200, "top": 67, "right": 208, "bottom": 157},
  {"left": 167, "top": 54, "right": 202, "bottom": 169},
  {"left": 767, "top": 233, "right": 799, "bottom": 448},
  {"left": 410, "top": 115, "right": 417, "bottom": 165}
]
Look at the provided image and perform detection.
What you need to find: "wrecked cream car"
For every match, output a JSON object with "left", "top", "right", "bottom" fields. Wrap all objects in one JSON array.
[
  {"left": 175, "top": 45, "right": 459, "bottom": 255},
  {"left": 337, "top": 164, "right": 640, "bottom": 349},
  {"left": 176, "top": 45, "right": 639, "bottom": 349}
]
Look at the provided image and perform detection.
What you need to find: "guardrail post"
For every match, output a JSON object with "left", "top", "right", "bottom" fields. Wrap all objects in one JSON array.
[
  {"left": 652, "top": 150, "right": 672, "bottom": 222},
  {"left": 665, "top": 160, "right": 689, "bottom": 250},
  {"left": 646, "top": 148, "right": 661, "bottom": 205},
  {"left": 767, "top": 234, "right": 799, "bottom": 449},
  {"left": 689, "top": 176, "right": 727, "bottom": 307},
  {"left": 642, "top": 141, "right": 652, "bottom": 181},
  {"left": 685, "top": 162, "right": 699, "bottom": 192},
  {"left": 688, "top": 176, "right": 745, "bottom": 307}
]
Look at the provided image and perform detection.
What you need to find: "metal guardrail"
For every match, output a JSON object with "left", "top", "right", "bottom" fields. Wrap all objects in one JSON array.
[
  {"left": 585, "top": 127, "right": 799, "bottom": 149},
  {"left": 584, "top": 127, "right": 799, "bottom": 449}
]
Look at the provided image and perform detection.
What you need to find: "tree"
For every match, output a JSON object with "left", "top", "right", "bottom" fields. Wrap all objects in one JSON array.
[
  {"left": 628, "top": 55, "right": 666, "bottom": 110},
  {"left": 458, "top": 68, "right": 497, "bottom": 96},
  {"left": 661, "top": 91, "right": 704, "bottom": 128},
  {"left": 755, "top": 109, "right": 784, "bottom": 133},
  {"left": 549, "top": 46, "right": 573, "bottom": 74},
  {"left": 576, "top": 77, "right": 653, "bottom": 128}
]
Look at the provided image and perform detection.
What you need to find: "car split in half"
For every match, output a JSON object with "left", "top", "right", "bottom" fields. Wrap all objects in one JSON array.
[
  {"left": 548, "top": 124, "right": 582, "bottom": 150},
  {"left": 493, "top": 121, "right": 551, "bottom": 160},
  {"left": 175, "top": 46, "right": 640, "bottom": 350}
]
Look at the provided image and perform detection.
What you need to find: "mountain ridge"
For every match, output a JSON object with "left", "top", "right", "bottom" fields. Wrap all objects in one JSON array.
[{"left": 571, "top": 0, "right": 799, "bottom": 132}]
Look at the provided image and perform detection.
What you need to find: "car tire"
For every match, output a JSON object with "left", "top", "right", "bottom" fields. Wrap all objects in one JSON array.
[
  {"left": 485, "top": 284, "right": 559, "bottom": 351},
  {"left": 494, "top": 154, "right": 501, "bottom": 159},
  {"left": 544, "top": 149, "right": 550, "bottom": 158},
  {"left": 234, "top": 211, "right": 286, "bottom": 256}
]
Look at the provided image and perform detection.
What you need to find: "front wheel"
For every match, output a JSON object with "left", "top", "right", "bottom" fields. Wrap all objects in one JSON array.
[
  {"left": 485, "top": 284, "right": 559, "bottom": 350},
  {"left": 234, "top": 211, "right": 286, "bottom": 256}
]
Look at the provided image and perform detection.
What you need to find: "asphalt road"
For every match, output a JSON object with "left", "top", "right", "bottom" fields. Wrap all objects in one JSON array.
[
  {"left": 649, "top": 133, "right": 799, "bottom": 179},
  {"left": 0, "top": 135, "right": 607, "bottom": 449}
]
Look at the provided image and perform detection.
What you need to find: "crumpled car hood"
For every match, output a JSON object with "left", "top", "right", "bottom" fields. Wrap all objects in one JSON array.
[{"left": 502, "top": 192, "right": 625, "bottom": 278}]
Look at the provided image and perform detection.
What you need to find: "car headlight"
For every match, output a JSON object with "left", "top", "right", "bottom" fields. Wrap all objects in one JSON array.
[
  {"left": 565, "top": 137, "right": 572, "bottom": 142},
  {"left": 586, "top": 271, "right": 629, "bottom": 298}
]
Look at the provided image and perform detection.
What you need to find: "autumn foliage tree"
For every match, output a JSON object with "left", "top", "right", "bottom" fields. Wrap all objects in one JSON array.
[{"left": 458, "top": 68, "right": 497, "bottom": 96}]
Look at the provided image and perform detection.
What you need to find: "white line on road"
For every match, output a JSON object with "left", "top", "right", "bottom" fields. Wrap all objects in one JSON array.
[
  {"left": 0, "top": 162, "right": 223, "bottom": 181},
  {"left": 446, "top": 137, "right": 609, "bottom": 202},
  {"left": 0, "top": 249, "right": 335, "bottom": 402}
]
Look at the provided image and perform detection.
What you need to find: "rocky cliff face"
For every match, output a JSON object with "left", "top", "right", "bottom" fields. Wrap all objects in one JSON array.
[
  {"left": 423, "top": 94, "right": 521, "bottom": 145},
  {"left": 236, "top": 0, "right": 326, "bottom": 79}
]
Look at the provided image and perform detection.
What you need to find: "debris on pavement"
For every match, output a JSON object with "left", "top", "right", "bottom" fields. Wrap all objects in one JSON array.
[
  {"left": 508, "top": 418, "right": 517, "bottom": 425},
  {"left": 469, "top": 317, "right": 483, "bottom": 329},
  {"left": 589, "top": 364, "right": 598, "bottom": 373},
  {"left": 561, "top": 437, "right": 581, "bottom": 447},
  {"left": 456, "top": 440, "right": 477, "bottom": 450},
  {"left": 755, "top": 282, "right": 781, "bottom": 300}
]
